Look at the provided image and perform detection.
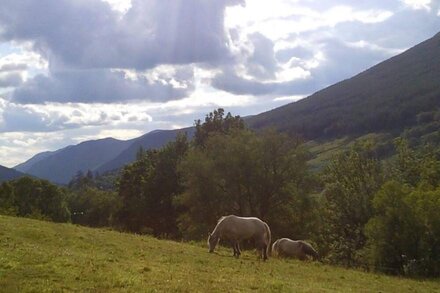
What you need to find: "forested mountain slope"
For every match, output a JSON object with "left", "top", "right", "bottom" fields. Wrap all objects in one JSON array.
[{"left": 248, "top": 32, "right": 440, "bottom": 141}]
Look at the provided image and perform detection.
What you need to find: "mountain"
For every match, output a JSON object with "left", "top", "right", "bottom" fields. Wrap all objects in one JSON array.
[
  {"left": 16, "top": 128, "right": 194, "bottom": 185},
  {"left": 15, "top": 151, "right": 56, "bottom": 173},
  {"left": 96, "top": 127, "right": 195, "bottom": 173},
  {"left": 17, "top": 138, "right": 133, "bottom": 184},
  {"left": 248, "top": 32, "right": 440, "bottom": 141},
  {"left": 14, "top": 32, "right": 440, "bottom": 182},
  {"left": 0, "top": 165, "right": 25, "bottom": 183}
]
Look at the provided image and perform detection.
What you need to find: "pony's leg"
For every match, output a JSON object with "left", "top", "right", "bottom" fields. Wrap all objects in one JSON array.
[
  {"left": 262, "top": 244, "right": 268, "bottom": 261},
  {"left": 235, "top": 242, "right": 241, "bottom": 257},
  {"left": 231, "top": 241, "right": 238, "bottom": 257}
]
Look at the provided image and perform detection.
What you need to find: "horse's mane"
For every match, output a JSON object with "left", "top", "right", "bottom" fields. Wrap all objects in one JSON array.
[{"left": 217, "top": 216, "right": 226, "bottom": 223}]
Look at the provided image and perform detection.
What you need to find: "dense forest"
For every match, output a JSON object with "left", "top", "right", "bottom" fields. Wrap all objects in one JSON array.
[{"left": 1, "top": 109, "right": 439, "bottom": 277}]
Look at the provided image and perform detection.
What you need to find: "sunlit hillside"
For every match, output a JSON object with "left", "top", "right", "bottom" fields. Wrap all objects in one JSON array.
[{"left": 0, "top": 215, "right": 438, "bottom": 292}]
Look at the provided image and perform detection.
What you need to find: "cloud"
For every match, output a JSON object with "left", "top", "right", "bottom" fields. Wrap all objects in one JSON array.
[
  {"left": 0, "top": 63, "right": 27, "bottom": 72},
  {"left": 0, "top": 0, "right": 243, "bottom": 70},
  {"left": 0, "top": 0, "right": 245, "bottom": 104},
  {"left": 0, "top": 72, "right": 23, "bottom": 87},
  {"left": 211, "top": 0, "right": 440, "bottom": 97},
  {"left": 211, "top": 35, "right": 398, "bottom": 97},
  {"left": 401, "top": 0, "right": 431, "bottom": 11},
  {"left": 12, "top": 66, "right": 194, "bottom": 103}
]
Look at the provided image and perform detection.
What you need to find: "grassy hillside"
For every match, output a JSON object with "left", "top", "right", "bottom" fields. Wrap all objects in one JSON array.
[{"left": 0, "top": 216, "right": 438, "bottom": 292}]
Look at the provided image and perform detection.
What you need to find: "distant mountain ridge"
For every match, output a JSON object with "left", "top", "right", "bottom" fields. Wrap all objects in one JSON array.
[
  {"left": 96, "top": 127, "right": 195, "bottom": 173},
  {"left": 13, "top": 32, "right": 440, "bottom": 184},
  {"left": 15, "top": 151, "right": 56, "bottom": 173},
  {"left": 15, "top": 137, "right": 133, "bottom": 184},
  {"left": 15, "top": 129, "right": 194, "bottom": 184},
  {"left": 0, "top": 165, "right": 26, "bottom": 183}
]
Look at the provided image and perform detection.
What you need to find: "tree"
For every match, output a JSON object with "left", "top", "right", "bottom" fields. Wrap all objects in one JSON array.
[
  {"left": 177, "top": 127, "right": 314, "bottom": 240},
  {"left": 193, "top": 108, "right": 245, "bottom": 148},
  {"left": 0, "top": 177, "right": 71, "bottom": 222},
  {"left": 0, "top": 181, "right": 17, "bottom": 215},
  {"left": 116, "top": 134, "right": 189, "bottom": 237},
  {"left": 68, "top": 187, "right": 120, "bottom": 227},
  {"left": 317, "top": 145, "right": 383, "bottom": 266},
  {"left": 366, "top": 182, "right": 440, "bottom": 276},
  {"left": 365, "top": 181, "right": 418, "bottom": 274}
]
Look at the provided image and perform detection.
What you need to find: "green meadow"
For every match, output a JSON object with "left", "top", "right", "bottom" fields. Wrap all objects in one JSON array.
[{"left": 0, "top": 215, "right": 438, "bottom": 292}]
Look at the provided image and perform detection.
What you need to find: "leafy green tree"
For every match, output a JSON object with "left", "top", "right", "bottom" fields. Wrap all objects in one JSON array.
[
  {"left": 0, "top": 181, "right": 17, "bottom": 215},
  {"left": 117, "top": 134, "right": 189, "bottom": 237},
  {"left": 406, "top": 187, "right": 440, "bottom": 276},
  {"left": 68, "top": 187, "right": 121, "bottom": 227},
  {"left": 317, "top": 145, "right": 383, "bottom": 266},
  {"left": 366, "top": 182, "right": 440, "bottom": 276},
  {"left": 365, "top": 181, "right": 418, "bottom": 274},
  {"left": 366, "top": 140, "right": 440, "bottom": 276},
  {"left": 194, "top": 108, "right": 245, "bottom": 147},
  {"left": 0, "top": 177, "right": 70, "bottom": 222},
  {"left": 177, "top": 127, "right": 314, "bottom": 240}
]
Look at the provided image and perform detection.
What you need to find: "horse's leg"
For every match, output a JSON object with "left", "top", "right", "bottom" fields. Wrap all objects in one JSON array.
[
  {"left": 236, "top": 242, "right": 241, "bottom": 257},
  {"left": 231, "top": 240, "right": 238, "bottom": 257},
  {"left": 256, "top": 240, "right": 266, "bottom": 260},
  {"left": 263, "top": 244, "right": 268, "bottom": 261}
]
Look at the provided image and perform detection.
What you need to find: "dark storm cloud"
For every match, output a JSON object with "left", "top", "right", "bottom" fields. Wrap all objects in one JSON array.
[
  {"left": 0, "top": 0, "right": 243, "bottom": 70},
  {"left": 0, "top": 72, "right": 23, "bottom": 87},
  {"left": 0, "top": 0, "right": 243, "bottom": 103},
  {"left": 12, "top": 68, "right": 194, "bottom": 103}
]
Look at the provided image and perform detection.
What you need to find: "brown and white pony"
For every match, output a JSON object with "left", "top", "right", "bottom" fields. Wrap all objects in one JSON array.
[{"left": 271, "top": 238, "right": 319, "bottom": 260}]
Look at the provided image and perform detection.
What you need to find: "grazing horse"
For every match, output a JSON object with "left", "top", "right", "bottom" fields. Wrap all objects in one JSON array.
[
  {"left": 272, "top": 238, "right": 319, "bottom": 261},
  {"left": 208, "top": 215, "right": 271, "bottom": 260}
]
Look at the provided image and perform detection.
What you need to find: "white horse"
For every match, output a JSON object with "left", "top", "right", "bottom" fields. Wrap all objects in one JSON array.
[
  {"left": 208, "top": 215, "right": 271, "bottom": 260},
  {"left": 272, "top": 238, "right": 319, "bottom": 260}
]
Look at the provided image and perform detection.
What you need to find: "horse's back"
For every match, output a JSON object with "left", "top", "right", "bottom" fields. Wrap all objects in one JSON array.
[
  {"left": 218, "top": 215, "right": 267, "bottom": 240},
  {"left": 274, "top": 238, "right": 302, "bottom": 257}
]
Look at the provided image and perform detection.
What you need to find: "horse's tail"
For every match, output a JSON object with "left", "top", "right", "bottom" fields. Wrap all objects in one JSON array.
[
  {"left": 271, "top": 239, "right": 279, "bottom": 257},
  {"left": 264, "top": 222, "right": 271, "bottom": 257}
]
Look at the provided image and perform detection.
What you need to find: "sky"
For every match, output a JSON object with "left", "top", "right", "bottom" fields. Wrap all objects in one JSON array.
[{"left": 0, "top": 0, "right": 439, "bottom": 167}]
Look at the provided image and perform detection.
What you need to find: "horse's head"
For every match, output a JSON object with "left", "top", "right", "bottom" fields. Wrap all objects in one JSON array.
[{"left": 207, "top": 232, "right": 219, "bottom": 253}]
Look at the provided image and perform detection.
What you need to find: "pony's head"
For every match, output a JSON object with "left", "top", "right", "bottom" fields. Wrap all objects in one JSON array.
[{"left": 207, "top": 233, "right": 219, "bottom": 253}]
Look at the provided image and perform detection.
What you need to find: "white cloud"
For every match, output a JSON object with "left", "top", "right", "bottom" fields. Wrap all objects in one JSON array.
[
  {"left": 273, "top": 95, "right": 306, "bottom": 102},
  {"left": 401, "top": 0, "right": 431, "bottom": 11},
  {"left": 102, "top": 0, "right": 132, "bottom": 14},
  {"left": 226, "top": 2, "right": 393, "bottom": 40},
  {"left": 345, "top": 40, "right": 405, "bottom": 55}
]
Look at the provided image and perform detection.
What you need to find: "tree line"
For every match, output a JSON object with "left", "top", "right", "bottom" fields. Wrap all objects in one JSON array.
[{"left": 0, "top": 108, "right": 438, "bottom": 277}]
